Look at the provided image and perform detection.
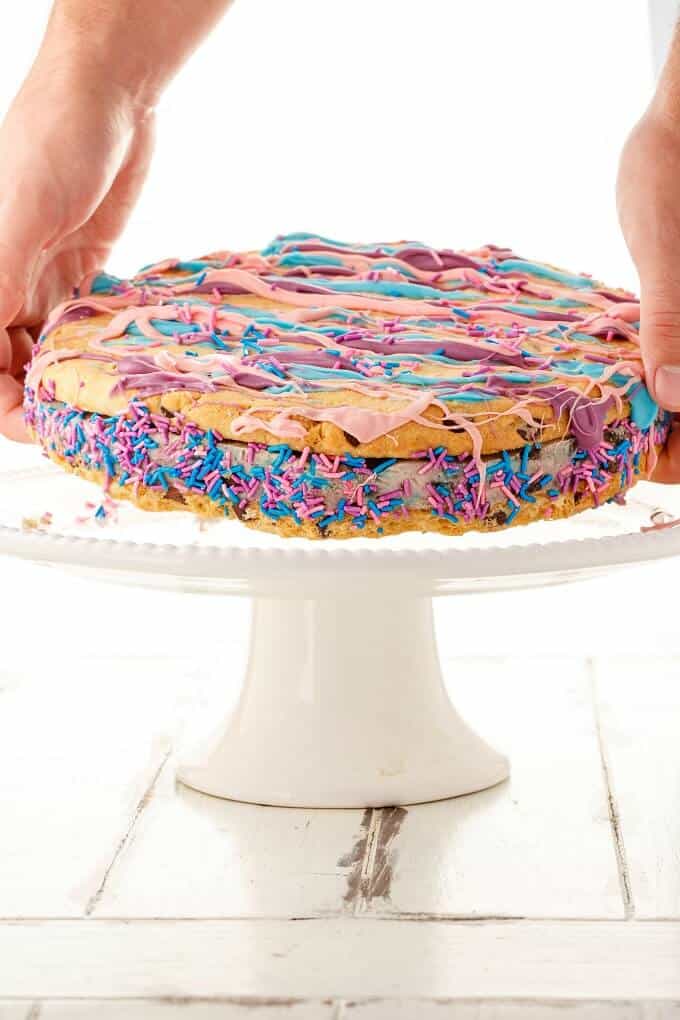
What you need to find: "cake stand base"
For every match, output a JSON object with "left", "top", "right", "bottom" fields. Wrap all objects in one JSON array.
[
  {"left": 7, "top": 466, "right": 680, "bottom": 808},
  {"left": 177, "top": 594, "right": 509, "bottom": 808}
]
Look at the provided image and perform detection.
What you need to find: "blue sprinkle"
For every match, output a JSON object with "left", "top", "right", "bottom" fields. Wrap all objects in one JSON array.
[
  {"left": 374, "top": 458, "right": 397, "bottom": 474},
  {"left": 431, "top": 509, "right": 459, "bottom": 524}
]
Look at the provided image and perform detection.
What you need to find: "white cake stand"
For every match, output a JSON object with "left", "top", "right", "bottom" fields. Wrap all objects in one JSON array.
[{"left": 2, "top": 457, "right": 680, "bottom": 808}]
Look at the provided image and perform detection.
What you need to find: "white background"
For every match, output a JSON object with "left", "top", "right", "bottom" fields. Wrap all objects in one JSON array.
[
  {"left": 0, "top": 0, "right": 657, "bottom": 287},
  {"left": 0, "top": 0, "right": 676, "bottom": 661}
]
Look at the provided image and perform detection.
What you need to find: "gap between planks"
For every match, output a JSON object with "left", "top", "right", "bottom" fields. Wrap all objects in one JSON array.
[
  {"left": 85, "top": 745, "right": 173, "bottom": 917},
  {"left": 0, "top": 916, "right": 675, "bottom": 923},
  {"left": 588, "top": 657, "right": 634, "bottom": 920}
]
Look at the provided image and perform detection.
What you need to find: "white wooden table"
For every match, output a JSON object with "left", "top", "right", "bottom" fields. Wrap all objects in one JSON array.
[{"left": 1, "top": 552, "right": 679, "bottom": 1018}]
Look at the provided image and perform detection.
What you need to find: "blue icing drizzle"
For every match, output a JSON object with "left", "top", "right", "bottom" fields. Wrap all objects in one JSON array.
[
  {"left": 288, "top": 365, "right": 376, "bottom": 382},
  {"left": 496, "top": 372, "right": 553, "bottom": 384},
  {"left": 91, "top": 272, "right": 123, "bottom": 295},
  {"left": 175, "top": 259, "right": 224, "bottom": 272},
  {"left": 261, "top": 232, "right": 400, "bottom": 257},
  {"left": 271, "top": 276, "right": 453, "bottom": 301},
  {"left": 493, "top": 259, "right": 595, "bottom": 290},
  {"left": 629, "top": 383, "right": 658, "bottom": 429},
  {"left": 440, "top": 390, "right": 496, "bottom": 402},
  {"left": 278, "top": 253, "right": 344, "bottom": 268},
  {"left": 370, "top": 260, "right": 418, "bottom": 278},
  {"left": 126, "top": 320, "right": 201, "bottom": 338}
]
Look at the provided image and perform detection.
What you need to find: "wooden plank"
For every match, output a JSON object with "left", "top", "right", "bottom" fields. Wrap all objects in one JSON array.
[
  {"left": 1, "top": 920, "right": 679, "bottom": 1000},
  {"left": 343, "top": 1003, "right": 680, "bottom": 1019},
  {"left": 0, "top": 560, "right": 251, "bottom": 667},
  {"left": 0, "top": 1004, "right": 37, "bottom": 1020},
  {"left": 0, "top": 657, "right": 222, "bottom": 917},
  {"left": 36, "top": 1002, "right": 333, "bottom": 1019},
  {"left": 27, "top": 1001, "right": 680, "bottom": 1019},
  {"left": 432, "top": 561, "right": 680, "bottom": 660},
  {"left": 357, "top": 659, "right": 622, "bottom": 918},
  {"left": 593, "top": 657, "right": 680, "bottom": 919},
  {"left": 93, "top": 762, "right": 367, "bottom": 918}
]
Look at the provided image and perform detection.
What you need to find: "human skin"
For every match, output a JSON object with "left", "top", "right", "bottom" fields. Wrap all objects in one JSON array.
[
  {"left": 618, "top": 24, "right": 680, "bottom": 482},
  {"left": 0, "top": 0, "right": 232, "bottom": 440}
]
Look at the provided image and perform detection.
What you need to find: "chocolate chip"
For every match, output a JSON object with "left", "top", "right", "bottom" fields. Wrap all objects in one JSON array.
[
  {"left": 604, "top": 426, "right": 627, "bottom": 445},
  {"left": 164, "top": 487, "right": 186, "bottom": 505},
  {"left": 488, "top": 508, "right": 508, "bottom": 526},
  {"left": 517, "top": 425, "right": 539, "bottom": 442},
  {"left": 441, "top": 418, "right": 466, "bottom": 433}
]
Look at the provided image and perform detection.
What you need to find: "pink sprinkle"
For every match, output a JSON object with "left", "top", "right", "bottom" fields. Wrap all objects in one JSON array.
[
  {"left": 500, "top": 485, "right": 520, "bottom": 507},
  {"left": 425, "top": 483, "right": 444, "bottom": 508}
]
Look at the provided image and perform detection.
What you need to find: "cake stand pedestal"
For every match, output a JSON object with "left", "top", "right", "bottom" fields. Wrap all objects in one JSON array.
[
  {"left": 178, "top": 594, "right": 508, "bottom": 807},
  {"left": 3, "top": 463, "right": 680, "bottom": 808}
]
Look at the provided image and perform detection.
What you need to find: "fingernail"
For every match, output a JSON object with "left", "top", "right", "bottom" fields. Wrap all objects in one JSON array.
[{"left": 654, "top": 364, "right": 680, "bottom": 410}]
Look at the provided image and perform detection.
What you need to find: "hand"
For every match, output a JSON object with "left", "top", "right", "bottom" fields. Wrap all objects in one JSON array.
[
  {"left": 618, "top": 107, "right": 680, "bottom": 482},
  {"left": 0, "top": 54, "right": 154, "bottom": 440}
]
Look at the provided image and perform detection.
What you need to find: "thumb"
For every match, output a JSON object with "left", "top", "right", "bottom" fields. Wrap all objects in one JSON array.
[{"left": 638, "top": 272, "right": 680, "bottom": 411}]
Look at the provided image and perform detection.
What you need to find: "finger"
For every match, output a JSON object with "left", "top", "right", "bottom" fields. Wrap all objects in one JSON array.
[
  {"left": 8, "top": 326, "right": 34, "bottom": 379},
  {"left": 652, "top": 419, "right": 680, "bottom": 482},
  {"left": 0, "top": 325, "right": 12, "bottom": 373},
  {"left": 0, "top": 186, "right": 59, "bottom": 326},
  {"left": 82, "top": 111, "right": 156, "bottom": 251},
  {"left": 0, "top": 325, "right": 35, "bottom": 378},
  {"left": 0, "top": 374, "right": 28, "bottom": 442},
  {"left": 638, "top": 275, "right": 680, "bottom": 410}
]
